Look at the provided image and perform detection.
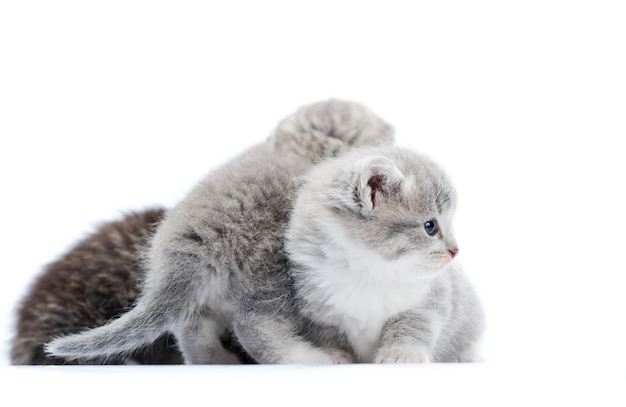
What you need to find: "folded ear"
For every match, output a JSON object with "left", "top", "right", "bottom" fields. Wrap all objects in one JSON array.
[{"left": 356, "top": 156, "right": 404, "bottom": 217}]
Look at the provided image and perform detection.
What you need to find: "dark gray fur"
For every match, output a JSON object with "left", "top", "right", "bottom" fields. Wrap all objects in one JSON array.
[{"left": 11, "top": 209, "right": 184, "bottom": 364}]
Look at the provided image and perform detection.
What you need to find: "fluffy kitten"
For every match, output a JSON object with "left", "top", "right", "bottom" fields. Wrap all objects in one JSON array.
[
  {"left": 11, "top": 209, "right": 184, "bottom": 364},
  {"left": 284, "top": 147, "right": 484, "bottom": 362},
  {"left": 45, "top": 99, "right": 394, "bottom": 364}
]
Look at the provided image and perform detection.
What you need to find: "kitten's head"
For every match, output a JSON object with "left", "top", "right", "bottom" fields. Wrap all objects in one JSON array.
[
  {"left": 293, "top": 146, "right": 459, "bottom": 276},
  {"left": 271, "top": 99, "right": 394, "bottom": 158}
]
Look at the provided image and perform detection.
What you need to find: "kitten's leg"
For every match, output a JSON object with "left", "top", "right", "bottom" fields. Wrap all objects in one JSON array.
[
  {"left": 173, "top": 314, "right": 240, "bottom": 364},
  {"left": 374, "top": 309, "right": 442, "bottom": 364},
  {"left": 456, "top": 341, "right": 484, "bottom": 363},
  {"left": 233, "top": 312, "right": 353, "bottom": 364}
]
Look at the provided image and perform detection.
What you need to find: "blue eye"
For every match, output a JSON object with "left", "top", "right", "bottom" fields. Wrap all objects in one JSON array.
[{"left": 424, "top": 219, "right": 439, "bottom": 236}]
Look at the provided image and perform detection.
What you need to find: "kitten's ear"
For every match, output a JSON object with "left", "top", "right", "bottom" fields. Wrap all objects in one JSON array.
[{"left": 356, "top": 156, "right": 404, "bottom": 217}]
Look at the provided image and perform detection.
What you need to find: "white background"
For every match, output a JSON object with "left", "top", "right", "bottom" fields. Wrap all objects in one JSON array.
[{"left": 1, "top": 1, "right": 624, "bottom": 405}]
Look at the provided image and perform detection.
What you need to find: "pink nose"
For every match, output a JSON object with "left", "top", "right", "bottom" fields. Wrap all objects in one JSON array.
[{"left": 448, "top": 247, "right": 459, "bottom": 258}]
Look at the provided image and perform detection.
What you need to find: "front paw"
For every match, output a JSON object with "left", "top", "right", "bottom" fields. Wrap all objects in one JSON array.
[
  {"left": 374, "top": 346, "right": 431, "bottom": 364},
  {"left": 327, "top": 348, "right": 354, "bottom": 364},
  {"left": 282, "top": 345, "right": 353, "bottom": 364}
]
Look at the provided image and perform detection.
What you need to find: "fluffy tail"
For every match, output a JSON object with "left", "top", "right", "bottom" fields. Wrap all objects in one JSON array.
[
  {"left": 44, "top": 300, "right": 169, "bottom": 362},
  {"left": 270, "top": 99, "right": 395, "bottom": 158}
]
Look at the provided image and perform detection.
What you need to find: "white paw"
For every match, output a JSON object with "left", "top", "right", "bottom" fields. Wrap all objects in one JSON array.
[
  {"left": 327, "top": 348, "right": 354, "bottom": 364},
  {"left": 456, "top": 344, "right": 483, "bottom": 363},
  {"left": 283, "top": 346, "right": 353, "bottom": 364},
  {"left": 374, "top": 346, "right": 431, "bottom": 364}
]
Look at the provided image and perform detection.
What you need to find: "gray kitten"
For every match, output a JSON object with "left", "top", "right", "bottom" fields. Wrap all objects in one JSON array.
[
  {"left": 45, "top": 99, "right": 395, "bottom": 364},
  {"left": 230, "top": 147, "right": 484, "bottom": 363},
  {"left": 284, "top": 147, "right": 484, "bottom": 362}
]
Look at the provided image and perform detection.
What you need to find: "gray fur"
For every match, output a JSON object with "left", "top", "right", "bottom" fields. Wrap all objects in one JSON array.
[
  {"left": 281, "top": 146, "right": 485, "bottom": 362},
  {"left": 45, "top": 99, "right": 394, "bottom": 363}
]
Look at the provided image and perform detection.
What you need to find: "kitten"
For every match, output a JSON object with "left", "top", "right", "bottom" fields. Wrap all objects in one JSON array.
[
  {"left": 283, "top": 147, "right": 484, "bottom": 363},
  {"left": 45, "top": 99, "right": 394, "bottom": 364},
  {"left": 227, "top": 147, "right": 484, "bottom": 363},
  {"left": 11, "top": 209, "right": 184, "bottom": 365}
]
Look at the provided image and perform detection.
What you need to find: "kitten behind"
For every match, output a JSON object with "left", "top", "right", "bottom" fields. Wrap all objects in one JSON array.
[
  {"left": 45, "top": 99, "right": 395, "bottom": 364},
  {"left": 11, "top": 209, "right": 184, "bottom": 365}
]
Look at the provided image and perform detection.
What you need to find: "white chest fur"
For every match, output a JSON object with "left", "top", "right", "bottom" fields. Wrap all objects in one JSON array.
[{"left": 297, "top": 228, "right": 434, "bottom": 362}]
